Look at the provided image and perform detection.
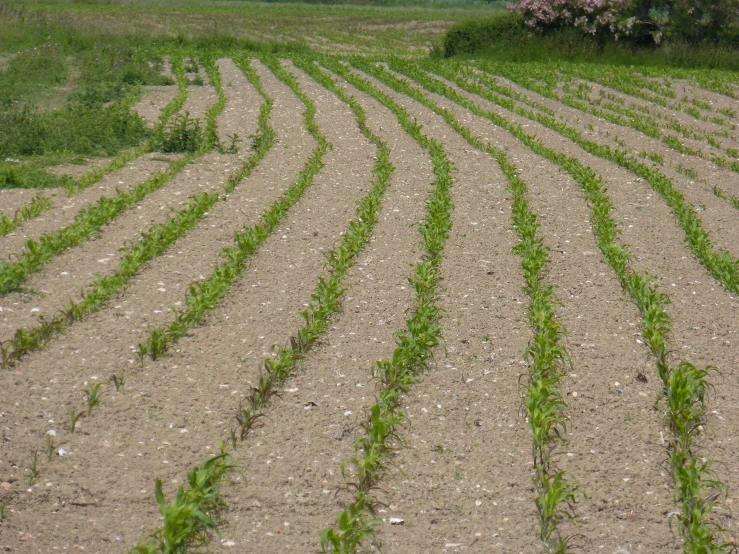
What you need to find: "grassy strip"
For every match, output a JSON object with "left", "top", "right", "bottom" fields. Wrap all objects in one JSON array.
[
  {"left": 315, "top": 56, "right": 452, "bottom": 553},
  {"left": 135, "top": 55, "right": 281, "bottom": 361},
  {"left": 431, "top": 59, "right": 739, "bottom": 296},
  {"left": 384, "top": 59, "right": 733, "bottom": 552},
  {"left": 0, "top": 55, "right": 219, "bottom": 295},
  {"left": 130, "top": 55, "right": 396, "bottom": 554},
  {"left": 354, "top": 58, "right": 579, "bottom": 552},
  {"left": 0, "top": 194, "right": 53, "bottom": 237},
  {"left": 62, "top": 53, "right": 189, "bottom": 196}
]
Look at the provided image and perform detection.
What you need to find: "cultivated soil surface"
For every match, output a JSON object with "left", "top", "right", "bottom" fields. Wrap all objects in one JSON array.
[{"left": 1, "top": 54, "right": 738, "bottom": 554}]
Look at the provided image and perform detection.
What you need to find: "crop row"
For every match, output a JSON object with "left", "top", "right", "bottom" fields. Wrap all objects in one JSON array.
[
  {"left": 130, "top": 54, "right": 396, "bottom": 552},
  {"left": 0, "top": 56, "right": 230, "bottom": 366},
  {"left": 352, "top": 58, "right": 582, "bottom": 550},
  {"left": 0, "top": 193, "right": 52, "bottom": 237},
  {"left": 378, "top": 58, "right": 733, "bottom": 551},
  {"left": 314, "top": 56, "right": 453, "bottom": 553},
  {"left": 430, "top": 59, "right": 739, "bottom": 296}
]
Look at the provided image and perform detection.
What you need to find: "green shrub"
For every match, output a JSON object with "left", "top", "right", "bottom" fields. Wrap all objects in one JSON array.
[
  {"left": 153, "top": 112, "right": 205, "bottom": 153},
  {"left": 0, "top": 102, "right": 149, "bottom": 158},
  {"left": 443, "top": 13, "right": 526, "bottom": 57}
]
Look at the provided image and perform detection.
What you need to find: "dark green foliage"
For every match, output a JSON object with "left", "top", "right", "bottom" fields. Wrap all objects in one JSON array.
[
  {"left": 0, "top": 162, "right": 74, "bottom": 190},
  {"left": 153, "top": 112, "right": 205, "bottom": 153},
  {"left": 0, "top": 102, "right": 149, "bottom": 158},
  {"left": 442, "top": 13, "right": 526, "bottom": 57}
]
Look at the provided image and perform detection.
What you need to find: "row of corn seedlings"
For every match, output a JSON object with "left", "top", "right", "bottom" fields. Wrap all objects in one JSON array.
[
  {"left": 0, "top": 58, "right": 261, "bottom": 367},
  {"left": 486, "top": 62, "right": 739, "bottom": 175},
  {"left": 0, "top": 54, "right": 213, "bottom": 295},
  {"left": 314, "top": 56, "right": 452, "bottom": 553},
  {"left": 135, "top": 54, "right": 324, "bottom": 361},
  {"left": 427, "top": 59, "right": 739, "bottom": 296},
  {"left": 21, "top": 380, "right": 103, "bottom": 498},
  {"left": 385, "top": 59, "right": 734, "bottom": 552},
  {"left": 352, "top": 58, "right": 580, "bottom": 552},
  {"left": 129, "top": 54, "right": 396, "bottom": 553},
  {"left": 0, "top": 194, "right": 53, "bottom": 237}
]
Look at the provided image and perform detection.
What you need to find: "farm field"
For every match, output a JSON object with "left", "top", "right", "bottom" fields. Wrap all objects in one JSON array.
[{"left": 2, "top": 3, "right": 739, "bottom": 553}]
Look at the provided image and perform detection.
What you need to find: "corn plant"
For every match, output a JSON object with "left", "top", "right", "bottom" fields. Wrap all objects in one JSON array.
[
  {"left": 45, "top": 434, "right": 67, "bottom": 462},
  {"left": 65, "top": 407, "right": 86, "bottom": 433},
  {"left": 131, "top": 450, "right": 237, "bottom": 554},
  {"left": 0, "top": 194, "right": 52, "bottom": 237},
  {"left": 26, "top": 451, "right": 40, "bottom": 487},
  {"left": 109, "top": 374, "right": 125, "bottom": 392},
  {"left": 84, "top": 383, "right": 103, "bottom": 415}
]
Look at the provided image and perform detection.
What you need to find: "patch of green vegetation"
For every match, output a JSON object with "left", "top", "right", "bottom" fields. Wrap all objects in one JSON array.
[
  {"left": 442, "top": 13, "right": 739, "bottom": 71},
  {"left": 0, "top": 44, "right": 68, "bottom": 107}
]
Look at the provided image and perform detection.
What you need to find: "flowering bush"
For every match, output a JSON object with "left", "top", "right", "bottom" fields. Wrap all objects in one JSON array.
[
  {"left": 510, "top": 0, "right": 739, "bottom": 44},
  {"left": 511, "top": 0, "right": 639, "bottom": 40}
]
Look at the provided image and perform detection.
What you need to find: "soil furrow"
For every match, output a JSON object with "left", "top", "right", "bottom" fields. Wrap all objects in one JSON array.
[
  {"left": 181, "top": 83, "right": 218, "bottom": 121},
  {"left": 133, "top": 84, "right": 179, "bottom": 126},
  {"left": 429, "top": 65, "right": 739, "bottom": 537},
  {"left": 338, "top": 68, "right": 540, "bottom": 554},
  {"left": 211, "top": 68, "right": 433, "bottom": 552},
  {"left": 0, "top": 58, "right": 363, "bottom": 552}
]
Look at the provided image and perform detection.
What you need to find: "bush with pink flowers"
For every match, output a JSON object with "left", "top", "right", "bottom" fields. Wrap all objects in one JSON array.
[
  {"left": 510, "top": 0, "right": 739, "bottom": 44},
  {"left": 512, "top": 0, "right": 639, "bottom": 40}
]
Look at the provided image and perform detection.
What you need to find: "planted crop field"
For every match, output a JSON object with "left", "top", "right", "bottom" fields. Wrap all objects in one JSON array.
[{"left": 2, "top": 5, "right": 739, "bottom": 552}]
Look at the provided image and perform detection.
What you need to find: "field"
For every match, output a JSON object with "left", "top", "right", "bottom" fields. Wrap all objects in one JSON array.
[{"left": 2, "top": 2, "right": 739, "bottom": 553}]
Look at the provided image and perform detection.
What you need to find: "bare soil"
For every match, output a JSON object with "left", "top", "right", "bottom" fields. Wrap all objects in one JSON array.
[{"left": 2, "top": 55, "right": 739, "bottom": 554}]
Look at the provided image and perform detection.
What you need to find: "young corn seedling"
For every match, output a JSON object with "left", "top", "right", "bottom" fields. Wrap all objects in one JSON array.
[
  {"left": 84, "top": 383, "right": 103, "bottom": 415},
  {"left": 131, "top": 448, "right": 237, "bottom": 553},
  {"left": 45, "top": 434, "right": 67, "bottom": 462},
  {"left": 65, "top": 407, "right": 86, "bottom": 433},
  {"left": 26, "top": 451, "right": 40, "bottom": 487},
  {"left": 109, "top": 374, "right": 125, "bottom": 392}
]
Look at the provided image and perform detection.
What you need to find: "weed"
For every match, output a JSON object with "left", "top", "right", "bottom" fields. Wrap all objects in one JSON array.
[{"left": 153, "top": 112, "right": 205, "bottom": 153}]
